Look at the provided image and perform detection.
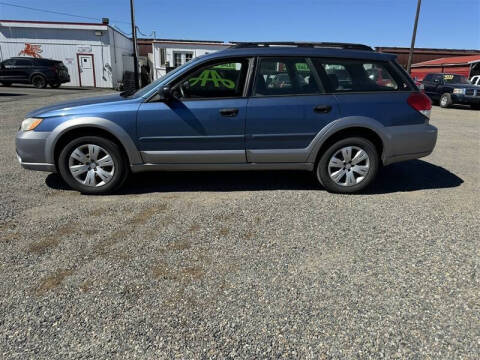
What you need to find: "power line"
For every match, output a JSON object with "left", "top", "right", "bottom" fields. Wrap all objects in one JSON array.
[{"left": 0, "top": 1, "right": 131, "bottom": 24}]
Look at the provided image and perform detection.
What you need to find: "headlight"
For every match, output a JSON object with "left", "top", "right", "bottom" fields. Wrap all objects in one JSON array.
[
  {"left": 453, "top": 88, "right": 465, "bottom": 95},
  {"left": 20, "top": 118, "right": 43, "bottom": 131}
]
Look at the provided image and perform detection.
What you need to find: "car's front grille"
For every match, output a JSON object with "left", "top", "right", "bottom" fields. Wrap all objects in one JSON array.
[{"left": 465, "top": 89, "right": 475, "bottom": 96}]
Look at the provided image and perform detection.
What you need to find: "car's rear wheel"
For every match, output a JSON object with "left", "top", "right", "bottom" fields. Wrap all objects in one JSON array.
[
  {"left": 58, "top": 136, "right": 128, "bottom": 194},
  {"left": 31, "top": 75, "right": 47, "bottom": 89},
  {"left": 316, "top": 137, "right": 379, "bottom": 193},
  {"left": 1, "top": 81, "right": 12, "bottom": 87},
  {"left": 440, "top": 93, "right": 452, "bottom": 108}
]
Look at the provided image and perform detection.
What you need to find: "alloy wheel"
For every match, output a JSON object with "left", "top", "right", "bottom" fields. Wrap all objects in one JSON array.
[
  {"left": 327, "top": 146, "right": 370, "bottom": 186},
  {"left": 68, "top": 144, "right": 115, "bottom": 187}
]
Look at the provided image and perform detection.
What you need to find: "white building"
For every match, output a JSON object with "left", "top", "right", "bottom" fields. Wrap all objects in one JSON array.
[
  {"left": 0, "top": 19, "right": 134, "bottom": 88},
  {"left": 143, "top": 39, "right": 232, "bottom": 80}
]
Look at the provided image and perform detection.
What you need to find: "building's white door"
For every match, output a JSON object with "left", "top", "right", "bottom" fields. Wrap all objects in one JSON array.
[{"left": 78, "top": 54, "right": 95, "bottom": 87}]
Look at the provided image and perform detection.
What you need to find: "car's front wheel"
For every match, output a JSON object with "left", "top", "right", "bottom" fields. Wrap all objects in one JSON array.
[
  {"left": 58, "top": 136, "right": 128, "bottom": 194},
  {"left": 440, "top": 93, "right": 452, "bottom": 108},
  {"left": 316, "top": 137, "right": 379, "bottom": 193}
]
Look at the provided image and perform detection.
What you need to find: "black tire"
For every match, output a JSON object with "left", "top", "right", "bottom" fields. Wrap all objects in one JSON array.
[
  {"left": 31, "top": 75, "right": 47, "bottom": 89},
  {"left": 58, "top": 136, "right": 128, "bottom": 195},
  {"left": 439, "top": 93, "right": 452, "bottom": 108},
  {"left": 50, "top": 82, "right": 61, "bottom": 88},
  {"left": 1, "top": 81, "right": 12, "bottom": 87},
  {"left": 315, "top": 137, "right": 379, "bottom": 194}
]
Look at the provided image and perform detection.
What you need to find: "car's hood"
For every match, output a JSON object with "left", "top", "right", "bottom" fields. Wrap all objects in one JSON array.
[
  {"left": 26, "top": 93, "right": 135, "bottom": 118},
  {"left": 445, "top": 83, "right": 480, "bottom": 90}
]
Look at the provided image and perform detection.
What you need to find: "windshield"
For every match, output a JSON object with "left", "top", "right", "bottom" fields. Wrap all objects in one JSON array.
[
  {"left": 443, "top": 74, "right": 471, "bottom": 84},
  {"left": 124, "top": 57, "right": 202, "bottom": 98}
]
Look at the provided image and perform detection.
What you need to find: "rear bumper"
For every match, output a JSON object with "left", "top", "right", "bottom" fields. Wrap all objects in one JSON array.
[
  {"left": 55, "top": 74, "right": 70, "bottom": 84},
  {"left": 16, "top": 130, "right": 56, "bottom": 172},
  {"left": 382, "top": 123, "right": 438, "bottom": 166}
]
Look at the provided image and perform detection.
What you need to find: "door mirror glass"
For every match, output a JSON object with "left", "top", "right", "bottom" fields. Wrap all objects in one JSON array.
[{"left": 157, "top": 86, "right": 172, "bottom": 101}]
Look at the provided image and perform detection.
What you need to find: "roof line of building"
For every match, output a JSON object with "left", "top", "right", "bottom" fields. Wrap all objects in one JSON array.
[
  {"left": 376, "top": 46, "right": 480, "bottom": 53},
  {"left": 0, "top": 19, "right": 107, "bottom": 27},
  {"left": 138, "top": 38, "right": 232, "bottom": 45}
]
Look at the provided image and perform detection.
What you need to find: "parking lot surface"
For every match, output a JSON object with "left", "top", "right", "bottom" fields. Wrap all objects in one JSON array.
[{"left": 0, "top": 87, "right": 479, "bottom": 359}]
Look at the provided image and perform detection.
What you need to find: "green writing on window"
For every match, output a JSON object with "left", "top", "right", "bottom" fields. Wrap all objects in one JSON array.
[{"left": 189, "top": 70, "right": 235, "bottom": 89}]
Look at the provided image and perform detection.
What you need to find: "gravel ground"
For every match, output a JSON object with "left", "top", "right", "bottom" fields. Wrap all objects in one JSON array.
[{"left": 0, "top": 88, "right": 479, "bottom": 359}]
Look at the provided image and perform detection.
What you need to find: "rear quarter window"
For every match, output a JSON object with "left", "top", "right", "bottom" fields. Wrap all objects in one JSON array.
[{"left": 312, "top": 58, "right": 408, "bottom": 93}]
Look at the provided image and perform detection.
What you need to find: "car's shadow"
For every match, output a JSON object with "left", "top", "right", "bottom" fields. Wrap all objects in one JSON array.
[{"left": 45, "top": 160, "right": 463, "bottom": 195}]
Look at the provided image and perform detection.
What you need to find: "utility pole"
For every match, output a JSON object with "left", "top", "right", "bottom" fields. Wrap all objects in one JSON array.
[
  {"left": 407, "top": 0, "right": 422, "bottom": 74},
  {"left": 129, "top": 0, "right": 140, "bottom": 89}
]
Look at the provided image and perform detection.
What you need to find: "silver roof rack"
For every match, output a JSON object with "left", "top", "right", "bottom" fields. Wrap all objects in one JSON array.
[{"left": 231, "top": 42, "right": 373, "bottom": 51}]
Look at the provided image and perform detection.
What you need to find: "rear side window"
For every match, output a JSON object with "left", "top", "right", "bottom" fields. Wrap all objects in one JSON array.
[
  {"left": 253, "top": 57, "right": 320, "bottom": 96},
  {"left": 35, "top": 59, "right": 52, "bottom": 66},
  {"left": 313, "top": 58, "right": 405, "bottom": 93},
  {"left": 15, "top": 59, "right": 32, "bottom": 66}
]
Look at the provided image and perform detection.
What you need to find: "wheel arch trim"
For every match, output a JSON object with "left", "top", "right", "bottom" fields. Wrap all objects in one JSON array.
[
  {"left": 306, "top": 116, "right": 389, "bottom": 163},
  {"left": 45, "top": 117, "right": 142, "bottom": 165}
]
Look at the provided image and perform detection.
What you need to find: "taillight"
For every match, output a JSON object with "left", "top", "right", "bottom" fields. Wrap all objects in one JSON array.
[
  {"left": 407, "top": 92, "right": 431, "bottom": 119},
  {"left": 50, "top": 65, "right": 58, "bottom": 73}
]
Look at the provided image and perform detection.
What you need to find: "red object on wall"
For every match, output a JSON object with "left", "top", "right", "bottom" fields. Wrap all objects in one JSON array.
[{"left": 18, "top": 43, "right": 43, "bottom": 58}]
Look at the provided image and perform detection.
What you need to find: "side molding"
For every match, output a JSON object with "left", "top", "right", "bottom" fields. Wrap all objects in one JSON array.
[{"left": 44, "top": 117, "right": 143, "bottom": 165}]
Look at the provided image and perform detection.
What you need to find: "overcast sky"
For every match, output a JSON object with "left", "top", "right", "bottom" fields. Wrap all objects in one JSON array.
[{"left": 0, "top": 0, "right": 479, "bottom": 49}]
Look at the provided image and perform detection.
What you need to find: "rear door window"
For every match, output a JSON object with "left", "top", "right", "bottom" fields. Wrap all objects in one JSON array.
[
  {"left": 313, "top": 58, "right": 405, "bottom": 92},
  {"left": 253, "top": 57, "right": 320, "bottom": 96},
  {"left": 15, "top": 59, "right": 32, "bottom": 66}
]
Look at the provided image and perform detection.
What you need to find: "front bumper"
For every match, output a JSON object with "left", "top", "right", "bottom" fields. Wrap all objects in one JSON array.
[
  {"left": 452, "top": 94, "right": 480, "bottom": 105},
  {"left": 382, "top": 123, "right": 438, "bottom": 166},
  {"left": 15, "top": 130, "right": 56, "bottom": 172}
]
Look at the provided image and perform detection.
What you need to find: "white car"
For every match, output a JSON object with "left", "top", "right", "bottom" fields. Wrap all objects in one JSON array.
[{"left": 470, "top": 75, "right": 480, "bottom": 86}]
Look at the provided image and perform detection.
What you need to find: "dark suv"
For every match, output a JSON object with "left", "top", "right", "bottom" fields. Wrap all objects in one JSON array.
[
  {"left": 421, "top": 73, "right": 480, "bottom": 109},
  {"left": 16, "top": 42, "right": 437, "bottom": 194},
  {"left": 0, "top": 57, "right": 70, "bottom": 88}
]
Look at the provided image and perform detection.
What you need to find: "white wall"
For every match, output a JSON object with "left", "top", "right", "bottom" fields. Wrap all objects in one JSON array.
[
  {"left": 152, "top": 42, "right": 229, "bottom": 79},
  {"left": 108, "top": 27, "right": 134, "bottom": 89}
]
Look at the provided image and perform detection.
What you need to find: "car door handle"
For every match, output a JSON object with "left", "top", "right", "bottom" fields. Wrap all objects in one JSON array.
[
  {"left": 314, "top": 105, "right": 332, "bottom": 113},
  {"left": 219, "top": 108, "right": 239, "bottom": 117}
]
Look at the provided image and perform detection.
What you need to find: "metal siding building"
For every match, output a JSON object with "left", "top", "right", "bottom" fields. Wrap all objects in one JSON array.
[
  {"left": 410, "top": 55, "right": 480, "bottom": 80},
  {"left": 0, "top": 20, "right": 134, "bottom": 88}
]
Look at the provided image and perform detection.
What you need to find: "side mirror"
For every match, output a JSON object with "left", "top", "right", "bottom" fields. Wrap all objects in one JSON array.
[
  {"left": 157, "top": 86, "right": 172, "bottom": 101},
  {"left": 182, "top": 80, "right": 190, "bottom": 92}
]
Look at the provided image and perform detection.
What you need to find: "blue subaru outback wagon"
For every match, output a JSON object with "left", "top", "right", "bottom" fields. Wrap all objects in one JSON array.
[{"left": 16, "top": 42, "right": 437, "bottom": 194}]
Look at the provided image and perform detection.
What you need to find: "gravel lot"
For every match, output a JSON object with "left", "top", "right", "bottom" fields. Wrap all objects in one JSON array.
[{"left": 0, "top": 87, "right": 479, "bottom": 359}]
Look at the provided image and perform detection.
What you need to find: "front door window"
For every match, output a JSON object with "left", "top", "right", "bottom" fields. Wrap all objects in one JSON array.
[{"left": 175, "top": 60, "right": 248, "bottom": 99}]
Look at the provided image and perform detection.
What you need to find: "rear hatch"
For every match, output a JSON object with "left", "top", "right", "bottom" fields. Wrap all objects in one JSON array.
[{"left": 53, "top": 61, "right": 69, "bottom": 79}]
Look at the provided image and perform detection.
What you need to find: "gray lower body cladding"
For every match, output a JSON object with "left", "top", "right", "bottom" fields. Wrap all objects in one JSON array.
[{"left": 15, "top": 123, "right": 437, "bottom": 173}]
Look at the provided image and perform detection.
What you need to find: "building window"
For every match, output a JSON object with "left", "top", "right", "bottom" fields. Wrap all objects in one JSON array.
[
  {"left": 173, "top": 51, "right": 195, "bottom": 67},
  {"left": 160, "top": 48, "right": 166, "bottom": 65},
  {"left": 174, "top": 52, "right": 182, "bottom": 67}
]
